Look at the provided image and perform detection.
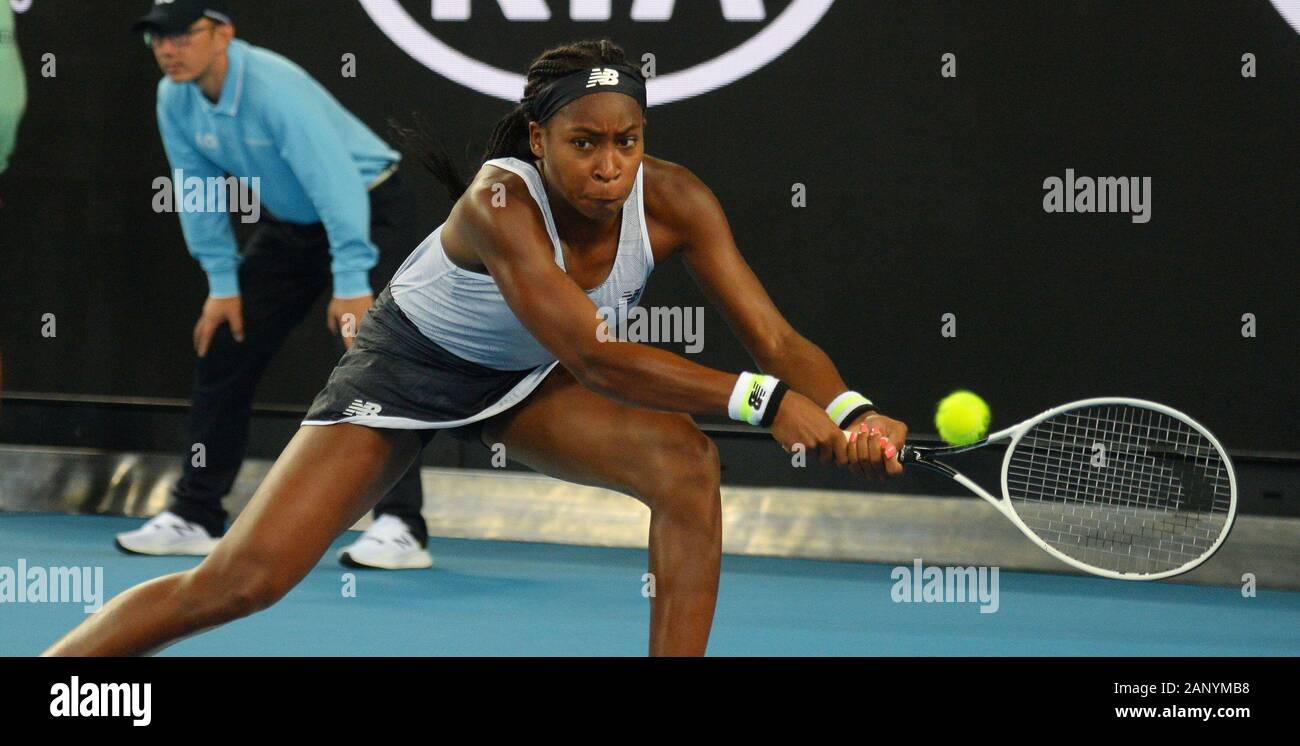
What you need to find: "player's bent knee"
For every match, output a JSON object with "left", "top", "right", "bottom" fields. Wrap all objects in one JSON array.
[
  {"left": 634, "top": 419, "right": 722, "bottom": 513},
  {"left": 186, "top": 560, "right": 294, "bottom": 623},
  {"left": 227, "top": 570, "right": 291, "bottom": 617}
]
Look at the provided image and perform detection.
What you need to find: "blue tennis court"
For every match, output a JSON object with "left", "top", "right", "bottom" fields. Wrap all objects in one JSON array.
[{"left": 4, "top": 513, "right": 1296, "bottom": 656}]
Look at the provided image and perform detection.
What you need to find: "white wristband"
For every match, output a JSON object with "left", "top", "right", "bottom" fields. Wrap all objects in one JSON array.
[
  {"left": 826, "top": 391, "right": 874, "bottom": 427},
  {"left": 728, "top": 372, "right": 781, "bottom": 427}
]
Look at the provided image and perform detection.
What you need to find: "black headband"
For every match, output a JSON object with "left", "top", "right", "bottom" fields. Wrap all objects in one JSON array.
[{"left": 529, "top": 65, "right": 648, "bottom": 124}]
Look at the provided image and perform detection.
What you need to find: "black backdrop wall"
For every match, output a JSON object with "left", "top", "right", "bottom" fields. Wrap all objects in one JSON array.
[{"left": 0, "top": 1, "right": 1296, "bottom": 453}]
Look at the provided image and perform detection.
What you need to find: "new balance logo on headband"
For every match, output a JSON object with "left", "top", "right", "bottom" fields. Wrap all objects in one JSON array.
[
  {"left": 586, "top": 68, "right": 620, "bottom": 88},
  {"left": 343, "top": 400, "right": 383, "bottom": 417}
]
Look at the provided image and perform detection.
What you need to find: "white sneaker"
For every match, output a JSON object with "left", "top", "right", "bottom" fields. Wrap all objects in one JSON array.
[
  {"left": 115, "top": 510, "right": 220, "bottom": 556},
  {"left": 338, "top": 514, "right": 433, "bottom": 569}
]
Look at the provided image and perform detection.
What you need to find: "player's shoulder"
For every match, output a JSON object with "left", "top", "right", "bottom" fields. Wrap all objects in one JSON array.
[
  {"left": 456, "top": 160, "right": 547, "bottom": 245},
  {"left": 642, "top": 155, "right": 701, "bottom": 196},
  {"left": 641, "top": 155, "right": 718, "bottom": 229},
  {"left": 468, "top": 160, "right": 537, "bottom": 217},
  {"left": 476, "top": 160, "right": 535, "bottom": 196}
]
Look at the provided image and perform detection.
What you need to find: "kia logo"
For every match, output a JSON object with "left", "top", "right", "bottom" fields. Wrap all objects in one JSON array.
[
  {"left": 1270, "top": 0, "right": 1300, "bottom": 35},
  {"left": 358, "top": 0, "right": 834, "bottom": 105}
]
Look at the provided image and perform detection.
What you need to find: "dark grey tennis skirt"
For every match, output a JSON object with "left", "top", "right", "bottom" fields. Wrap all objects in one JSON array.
[{"left": 302, "top": 287, "right": 559, "bottom": 447}]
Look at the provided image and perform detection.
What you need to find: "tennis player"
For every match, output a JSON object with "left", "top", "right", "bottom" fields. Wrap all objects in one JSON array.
[{"left": 44, "top": 39, "right": 908, "bottom": 657}]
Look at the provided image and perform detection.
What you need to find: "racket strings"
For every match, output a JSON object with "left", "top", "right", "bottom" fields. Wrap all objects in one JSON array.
[{"left": 1004, "top": 404, "right": 1232, "bottom": 575}]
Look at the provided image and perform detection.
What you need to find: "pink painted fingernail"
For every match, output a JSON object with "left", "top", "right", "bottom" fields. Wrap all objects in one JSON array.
[{"left": 885, "top": 445, "right": 897, "bottom": 459}]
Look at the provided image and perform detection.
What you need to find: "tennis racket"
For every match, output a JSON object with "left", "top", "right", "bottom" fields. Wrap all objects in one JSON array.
[{"left": 850, "top": 397, "right": 1237, "bottom": 580}]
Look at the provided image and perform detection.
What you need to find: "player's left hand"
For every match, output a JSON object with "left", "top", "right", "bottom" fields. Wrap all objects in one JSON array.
[
  {"left": 327, "top": 295, "right": 374, "bottom": 350},
  {"left": 844, "top": 411, "right": 908, "bottom": 482}
]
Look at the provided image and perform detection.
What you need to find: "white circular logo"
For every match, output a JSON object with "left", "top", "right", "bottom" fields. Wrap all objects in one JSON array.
[
  {"left": 357, "top": 0, "right": 834, "bottom": 106},
  {"left": 1270, "top": 0, "right": 1300, "bottom": 35}
]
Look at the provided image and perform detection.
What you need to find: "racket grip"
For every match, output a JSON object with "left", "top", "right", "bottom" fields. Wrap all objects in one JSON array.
[{"left": 841, "top": 430, "right": 907, "bottom": 462}]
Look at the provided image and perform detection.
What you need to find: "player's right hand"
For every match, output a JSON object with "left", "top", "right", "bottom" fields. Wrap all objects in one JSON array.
[
  {"left": 770, "top": 390, "right": 850, "bottom": 465},
  {"left": 193, "top": 295, "right": 245, "bottom": 358},
  {"left": 845, "top": 413, "right": 908, "bottom": 482}
]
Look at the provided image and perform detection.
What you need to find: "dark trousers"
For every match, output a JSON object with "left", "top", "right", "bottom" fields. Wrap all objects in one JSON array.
[{"left": 168, "top": 169, "right": 429, "bottom": 545}]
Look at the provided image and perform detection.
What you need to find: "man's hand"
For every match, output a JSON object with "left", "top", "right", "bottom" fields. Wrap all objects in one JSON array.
[
  {"left": 327, "top": 294, "right": 374, "bottom": 350},
  {"left": 845, "top": 411, "right": 909, "bottom": 482},
  {"left": 193, "top": 295, "right": 244, "bottom": 358}
]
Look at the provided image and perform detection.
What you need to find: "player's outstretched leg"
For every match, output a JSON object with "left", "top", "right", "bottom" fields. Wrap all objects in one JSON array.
[{"left": 43, "top": 424, "right": 423, "bottom": 656}]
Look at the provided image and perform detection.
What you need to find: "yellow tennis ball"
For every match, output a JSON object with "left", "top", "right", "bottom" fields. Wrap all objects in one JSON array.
[{"left": 935, "top": 390, "right": 991, "bottom": 446}]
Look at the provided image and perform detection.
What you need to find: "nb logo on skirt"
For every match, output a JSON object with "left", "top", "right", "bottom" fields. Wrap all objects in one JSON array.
[{"left": 343, "top": 400, "right": 383, "bottom": 417}]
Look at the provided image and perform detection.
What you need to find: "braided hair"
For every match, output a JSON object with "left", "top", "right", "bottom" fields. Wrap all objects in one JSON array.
[{"left": 393, "top": 39, "right": 633, "bottom": 202}]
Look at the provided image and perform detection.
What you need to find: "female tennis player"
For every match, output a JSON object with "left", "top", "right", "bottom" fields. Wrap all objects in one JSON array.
[{"left": 44, "top": 39, "right": 908, "bottom": 657}]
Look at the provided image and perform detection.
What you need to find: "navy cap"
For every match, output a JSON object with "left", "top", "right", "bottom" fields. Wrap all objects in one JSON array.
[{"left": 132, "top": 0, "right": 233, "bottom": 35}]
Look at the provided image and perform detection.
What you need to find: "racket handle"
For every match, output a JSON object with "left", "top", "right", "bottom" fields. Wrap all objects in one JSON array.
[{"left": 841, "top": 430, "right": 908, "bottom": 462}]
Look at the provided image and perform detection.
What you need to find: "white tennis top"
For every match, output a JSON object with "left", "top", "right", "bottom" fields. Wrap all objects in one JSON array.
[{"left": 390, "top": 156, "right": 655, "bottom": 371}]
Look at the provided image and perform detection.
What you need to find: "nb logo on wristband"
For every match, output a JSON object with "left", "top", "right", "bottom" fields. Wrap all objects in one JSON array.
[{"left": 747, "top": 385, "right": 766, "bottom": 411}]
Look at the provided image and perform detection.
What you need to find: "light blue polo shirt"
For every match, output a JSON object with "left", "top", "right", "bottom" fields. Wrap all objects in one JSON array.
[{"left": 156, "top": 38, "right": 399, "bottom": 298}]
